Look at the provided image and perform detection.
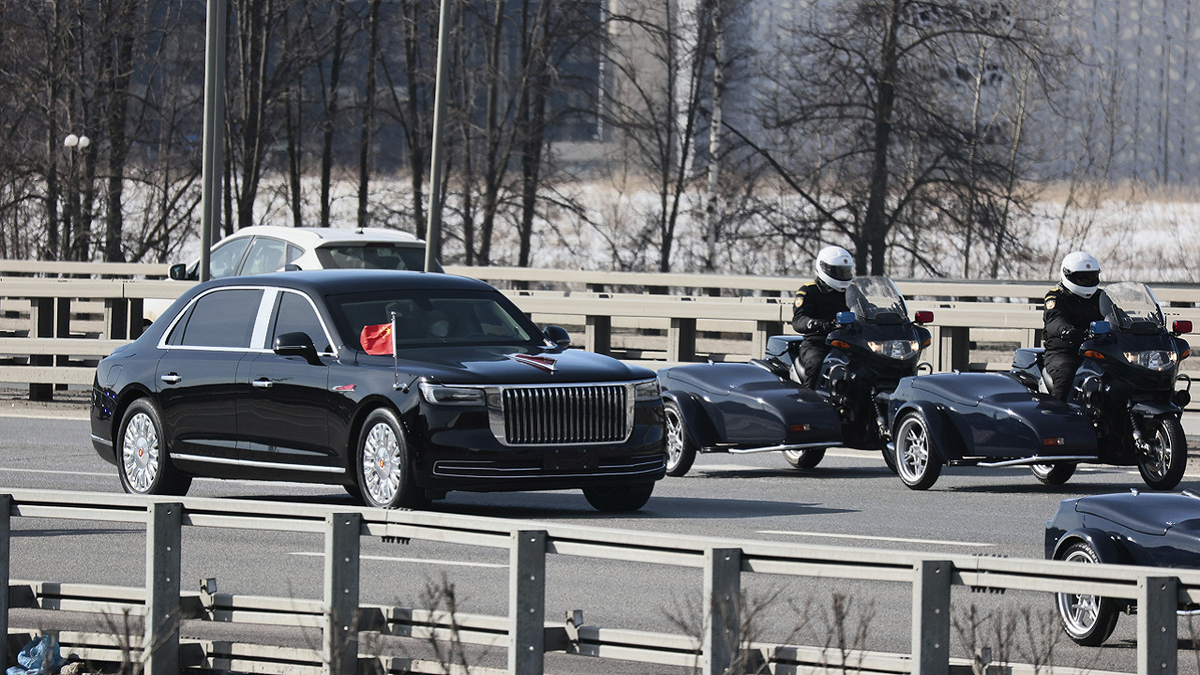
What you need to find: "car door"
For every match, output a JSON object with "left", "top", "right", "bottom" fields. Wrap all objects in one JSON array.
[
  {"left": 238, "top": 289, "right": 337, "bottom": 473},
  {"left": 156, "top": 287, "right": 266, "bottom": 464}
]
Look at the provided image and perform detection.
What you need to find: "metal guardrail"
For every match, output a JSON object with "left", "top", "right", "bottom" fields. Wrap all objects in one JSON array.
[
  {"left": 2, "top": 262, "right": 1200, "bottom": 399},
  {"left": 0, "top": 489, "right": 1188, "bottom": 675}
]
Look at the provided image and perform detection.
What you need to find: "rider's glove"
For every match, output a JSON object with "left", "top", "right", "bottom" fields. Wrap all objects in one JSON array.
[
  {"left": 814, "top": 319, "right": 834, "bottom": 334},
  {"left": 1060, "top": 327, "right": 1085, "bottom": 344}
]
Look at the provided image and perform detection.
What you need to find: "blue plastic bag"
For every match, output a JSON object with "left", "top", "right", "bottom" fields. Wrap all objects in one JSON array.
[{"left": 7, "top": 634, "right": 65, "bottom": 675}]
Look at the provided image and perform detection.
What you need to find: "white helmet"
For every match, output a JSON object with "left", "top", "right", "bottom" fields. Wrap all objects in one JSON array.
[
  {"left": 1060, "top": 251, "right": 1101, "bottom": 298},
  {"left": 815, "top": 246, "right": 854, "bottom": 292}
]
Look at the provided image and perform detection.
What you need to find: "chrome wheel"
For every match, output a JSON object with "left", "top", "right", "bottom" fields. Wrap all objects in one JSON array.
[
  {"left": 1055, "top": 542, "right": 1119, "bottom": 645},
  {"left": 121, "top": 412, "right": 160, "bottom": 494},
  {"left": 894, "top": 412, "right": 941, "bottom": 490},
  {"left": 362, "top": 422, "right": 403, "bottom": 506},
  {"left": 662, "top": 400, "right": 696, "bottom": 476}
]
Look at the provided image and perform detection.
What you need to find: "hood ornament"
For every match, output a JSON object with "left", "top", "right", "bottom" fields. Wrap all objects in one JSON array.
[{"left": 512, "top": 353, "right": 557, "bottom": 373}]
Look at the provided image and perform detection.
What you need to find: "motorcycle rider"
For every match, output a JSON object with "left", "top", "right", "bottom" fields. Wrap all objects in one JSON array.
[
  {"left": 1042, "top": 251, "right": 1105, "bottom": 400},
  {"left": 791, "top": 246, "right": 853, "bottom": 388}
]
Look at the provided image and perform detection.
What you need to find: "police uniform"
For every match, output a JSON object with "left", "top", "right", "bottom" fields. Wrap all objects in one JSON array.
[
  {"left": 791, "top": 280, "right": 849, "bottom": 388},
  {"left": 1041, "top": 284, "right": 1104, "bottom": 400}
]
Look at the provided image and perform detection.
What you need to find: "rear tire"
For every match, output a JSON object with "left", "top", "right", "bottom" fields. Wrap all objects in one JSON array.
[
  {"left": 1031, "top": 463, "right": 1076, "bottom": 485},
  {"left": 1137, "top": 416, "right": 1187, "bottom": 490},
  {"left": 782, "top": 448, "right": 826, "bottom": 469},
  {"left": 582, "top": 483, "right": 655, "bottom": 512},
  {"left": 663, "top": 400, "right": 697, "bottom": 477},
  {"left": 894, "top": 412, "right": 941, "bottom": 490},
  {"left": 1055, "top": 541, "right": 1120, "bottom": 646},
  {"left": 117, "top": 399, "right": 191, "bottom": 496}
]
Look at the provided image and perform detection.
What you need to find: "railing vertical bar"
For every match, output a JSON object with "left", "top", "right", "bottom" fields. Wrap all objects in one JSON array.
[
  {"left": 912, "top": 560, "right": 951, "bottom": 675},
  {"left": 0, "top": 494, "right": 10, "bottom": 670},
  {"left": 144, "top": 502, "right": 182, "bottom": 675},
  {"left": 1137, "top": 575, "right": 1178, "bottom": 675},
  {"left": 703, "top": 548, "right": 742, "bottom": 675},
  {"left": 324, "top": 512, "right": 362, "bottom": 675},
  {"left": 509, "top": 530, "right": 546, "bottom": 675}
]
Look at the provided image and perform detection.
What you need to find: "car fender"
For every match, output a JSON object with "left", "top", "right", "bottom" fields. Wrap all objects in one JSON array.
[
  {"left": 1052, "top": 528, "right": 1133, "bottom": 566},
  {"left": 891, "top": 400, "right": 965, "bottom": 463},
  {"left": 661, "top": 390, "right": 718, "bottom": 449}
]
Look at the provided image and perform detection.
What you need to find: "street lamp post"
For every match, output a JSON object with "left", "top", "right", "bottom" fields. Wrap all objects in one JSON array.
[{"left": 62, "top": 133, "right": 90, "bottom": 262}]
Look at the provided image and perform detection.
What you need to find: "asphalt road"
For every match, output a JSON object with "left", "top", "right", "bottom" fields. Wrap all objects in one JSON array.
[{"left": 4, "top": 408, "right": 1200, "bottom": 673}]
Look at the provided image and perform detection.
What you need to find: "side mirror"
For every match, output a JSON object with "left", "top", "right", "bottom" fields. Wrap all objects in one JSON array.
[
  {"left": 1173, "top": 320, "right": 1192, "bottom": 334},
  {"left": 543, "top": 325, "right": 571, "bottom": 348},
  {"left": 1090, "top": 320, "right": 1111, "bottom": 335},
  {"left": 836, "top": 311, "right": 856, "bottom": 325},
  {"left": 274, "top": 331, "right": 321, "bottom": 365},
  {"left": 913, "top": 310, "right": 934, "bottom": 325},
  {"left": 169, "top": 263, "right": 189, "bottom": 281}
]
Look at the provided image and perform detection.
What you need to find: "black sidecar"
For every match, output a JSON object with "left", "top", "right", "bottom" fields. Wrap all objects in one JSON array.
[{"left": 658, "top": 362, "right": 843, "bottom": 476}]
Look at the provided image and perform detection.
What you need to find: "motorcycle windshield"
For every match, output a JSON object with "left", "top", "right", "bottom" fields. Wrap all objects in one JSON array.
[
  {"left": 846, "top": 276, "right": 908, "bottom": 324},
  {"left": 1100, "top": 282, "right": 1165, "bottom": 333}
]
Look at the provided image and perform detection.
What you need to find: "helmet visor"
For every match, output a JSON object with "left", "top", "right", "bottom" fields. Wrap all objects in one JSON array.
[
  {"left": 820, "top": 261, "right": 854, "bottom": 282},
  {"left": 1065, "top": 269, "right": 1100, "bottom": 287}
]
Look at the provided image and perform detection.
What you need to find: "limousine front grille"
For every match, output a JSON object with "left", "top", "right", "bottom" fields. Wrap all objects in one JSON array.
[{"left": 493, "top": 384, "right": 631, "bottom": 445}]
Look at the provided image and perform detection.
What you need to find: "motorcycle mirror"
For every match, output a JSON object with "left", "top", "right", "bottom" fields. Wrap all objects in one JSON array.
[
  {"left": 837, "top": 311, "right": 856, "bottom": 325},
  {"left": 1173, "top": 320, "right": 1192, "bottom": 334},
  {"left": 913, "top": 310, "right": 934, "bottom": 325},
  {"left": 1090, "top": 320, "right": 1111, "bottom": 335}
]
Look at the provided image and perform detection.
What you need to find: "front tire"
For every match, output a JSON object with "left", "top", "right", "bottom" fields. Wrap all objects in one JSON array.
[
  {"left": 582, "top": 483, "right": 655, "bottom": 512},
  {"left": 1137, "top": 416, "right": 1187, "bottom": 490},
  {"left": 356, "top": 408, "right": 425, "bottom": 509},
  {"left": 663, "top": 400, "right": 697, "bottom": 476},
  {"left": 1055, "top": 541, "right": 1120, "bottom": 646},
  {"left": 894, "top": 412, "right": 942, "bottom": 490},
  {"left": 1031, "top": 463, "right": 1076, "bottom": 485},
  {"left": 782, "top": 448, "right": 826, "bottom": 469},
  {"left": 117, "top": 399, "right": 191, "bottom": 496}
]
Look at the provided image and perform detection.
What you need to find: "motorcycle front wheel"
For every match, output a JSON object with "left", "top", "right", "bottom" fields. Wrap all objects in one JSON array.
[{"left": 1136, "top": 415, "right": 1187, "bottom": 490}]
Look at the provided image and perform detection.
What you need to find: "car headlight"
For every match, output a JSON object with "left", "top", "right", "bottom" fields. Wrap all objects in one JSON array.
[
  {"left": 1124, "top": 350, "right": 1176, "bottom": 371},
  {"left": 633, "top": 379, "right": 661, "bottom": 401},
  {"left": 419, "top": 382, "right": 486, "bottom": 406},
  {"left": 867, "top": 340, "right": 920, "bottom": 360}
]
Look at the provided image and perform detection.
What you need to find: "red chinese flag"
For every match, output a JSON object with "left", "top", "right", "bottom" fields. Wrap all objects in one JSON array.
[{"left": 360, "top": 323, "right": 393, "bottom": 355}]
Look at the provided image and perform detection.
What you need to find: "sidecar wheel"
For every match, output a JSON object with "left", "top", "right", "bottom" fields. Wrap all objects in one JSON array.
[
  {"left": 663, "top": 400, "right": 697, "bottom": 477},
  {"left": 1054, "top": 542, "right": 1120, "bottom": 646},
  {"left": 783, "top": 448, "right": 826, "bottom": 469},
  {"left": 1137, "top": 416, "right": 1187, "bottom": 490},
  {"left": 894, "top": 412, "right": 941, "bottom": 490},
  {"left": 1031, "top": 463, "right": 1076, "bottom": 485}
]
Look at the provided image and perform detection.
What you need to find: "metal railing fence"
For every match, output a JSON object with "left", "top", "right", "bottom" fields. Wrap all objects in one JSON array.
[{"left": 0, "top": 489, "right": 1194, "bottom": 674}]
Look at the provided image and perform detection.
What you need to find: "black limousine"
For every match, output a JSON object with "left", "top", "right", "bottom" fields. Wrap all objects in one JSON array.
[{"left": 91, "top": 270, "right": 666, "bottom": 511}]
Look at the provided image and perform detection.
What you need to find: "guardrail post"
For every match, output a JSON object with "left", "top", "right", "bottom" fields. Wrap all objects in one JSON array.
[
  {"left": 912, "top": 560, "right": 951, "bottom": 675},
  {"left": 1138, "top": 575, "right": 1177, "bottom": 675},
  {"left": 509, "top": 530, "right": 546, "bottom": 675},
  {"left": 586, "top": 315, "right": 612, "bottom": 355},
  {"left": 144, "top": 502, "right": 182, "bottom": 675},
  {"left": 669, "top": 318, "right": 697, "bottom": 362},
  {"left": 753, "top": 321, "right": 783, "bottom": 359},
  {"left": 0, "top": 495, "right": 10, "bottom": 670},
  {"left": 324, "top": 513, "right": 361, "bottom": 675},
  {"left": 129, "top": 298, "right": 145, "bottom": 338},
  {"left": 936, "top": 327, "right": 970, "bottom": 372},
  {"left": 54, "top": 298, "right": 71, "bottom": 391},
  {"left": 29, "top": 298, "right": 54, "bottom": 401},
  {"left": 704, "top": 548, "right": 742, "bottom": 675},
  {"left": 105, "top": 298, "right": 129, "bottom": 340}
]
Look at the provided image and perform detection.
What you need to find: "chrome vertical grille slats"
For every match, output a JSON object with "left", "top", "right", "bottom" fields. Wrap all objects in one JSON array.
[{"left": 499, "top": 384, "right": 629, "bottom": 445}]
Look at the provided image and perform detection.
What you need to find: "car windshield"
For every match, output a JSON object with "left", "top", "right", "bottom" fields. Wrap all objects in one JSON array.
[
  {"left": 1100, "top": 281, "right": 1164, "bottom": 332},
  {"left": 845, "top": 276, "right": 908, "bottom": 324},
  {"left": 327, "top": 289, "right": 539, "bottom": 350},
  {"left": 316, "top": 244, "right": 432, "bottom": 272}
]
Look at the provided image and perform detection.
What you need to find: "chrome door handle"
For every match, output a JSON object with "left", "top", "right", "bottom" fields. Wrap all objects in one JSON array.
[
  {"left": 253, "top": 378, "right": 273, "bottom": 389},
  {"left": 160, "top": 374, "right": 181, "bottom": 385}
]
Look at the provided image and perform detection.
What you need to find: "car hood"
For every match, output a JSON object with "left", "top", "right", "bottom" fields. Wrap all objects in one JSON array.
[
  {"left": 1076, "top": 492, "right": 1200, "bottom": 536},
  {"left": 357, "top": 345, "right": 656, "bottom": 385}
]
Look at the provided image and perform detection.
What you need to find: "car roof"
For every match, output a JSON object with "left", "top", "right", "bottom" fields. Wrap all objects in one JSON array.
[
  {"left": 200, "top": 269, "right": 492, "bottom": 295},
  {"left": 222, "top": 226, "right": 424, "bottom": 248}
]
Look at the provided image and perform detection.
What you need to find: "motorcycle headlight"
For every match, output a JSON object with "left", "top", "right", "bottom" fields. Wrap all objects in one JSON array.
[
  {"left": 868, "top": 340, "right": 920, "bottom": 360},
  {"left": 1123, "top": 350, "right": 1176, "bottom": 371},
  {"left": 419, "top": 382, "right": 486, "bottom": 406},
  {"left": 633, "top": 379, "right": 661, "bottom": 401}
]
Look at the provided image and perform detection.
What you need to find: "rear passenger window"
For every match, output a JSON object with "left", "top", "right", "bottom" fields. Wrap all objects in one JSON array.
[
  {"left": 272, "top": 292, "right": 331, "bottom": 353},
  {"left": 180, "top": 289, "right": 263, "bottom": 348}
]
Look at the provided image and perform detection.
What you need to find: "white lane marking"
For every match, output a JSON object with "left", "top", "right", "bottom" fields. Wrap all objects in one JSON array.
[
  {"left": 0, "top": 410, "right": 90, "bottom": 421},
  {"left": 759, "top": 530, "right": 995, "bottom": 547},
  {"left": 0, "top": 467, "right": 112, "bottom": 477},
  {"left": 289, "top": 551, "right": 506, "bottom": 569}
]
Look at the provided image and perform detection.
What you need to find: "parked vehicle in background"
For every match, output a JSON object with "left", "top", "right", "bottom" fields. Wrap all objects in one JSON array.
[
  {"left": 1045, "top": 490, "right": 1200, "bottom": 645},
  {"left": 93, "top": 269, "right": 666, "bottom": 511}
]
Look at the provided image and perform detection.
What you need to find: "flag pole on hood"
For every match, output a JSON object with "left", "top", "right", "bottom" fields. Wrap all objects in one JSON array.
[{"left": 391, "top": 311, "right": 400, "bottom": 391}]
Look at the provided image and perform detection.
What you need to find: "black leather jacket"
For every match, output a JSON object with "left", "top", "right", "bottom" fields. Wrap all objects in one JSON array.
[
  {"left": 791, "top": 280, "right": 848, "bottom": 341},
  {"left": 1042, "top": 284, "right": 1104, "bottom": 353}
]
